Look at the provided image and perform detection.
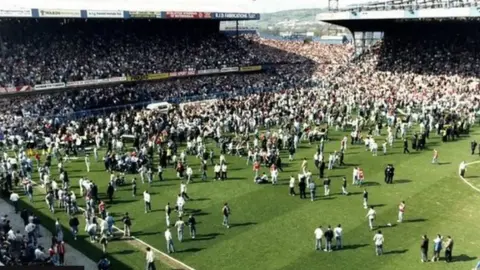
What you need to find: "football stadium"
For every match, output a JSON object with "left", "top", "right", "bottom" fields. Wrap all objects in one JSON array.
[{"left": 0, "top": 0, "right": 480, "bottom": 269}]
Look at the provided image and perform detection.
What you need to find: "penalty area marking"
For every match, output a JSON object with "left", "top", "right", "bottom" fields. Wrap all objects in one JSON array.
[
  {"left": 458, "top": 160, "right": 480, "bottom": 193},
  {"left": 28, "top": 179, "right": 195, "bottom": 270}
]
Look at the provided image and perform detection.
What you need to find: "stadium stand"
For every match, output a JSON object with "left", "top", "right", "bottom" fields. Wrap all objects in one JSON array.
[{"left": 0, "top": 19, "right": 351, "bottom": 87}]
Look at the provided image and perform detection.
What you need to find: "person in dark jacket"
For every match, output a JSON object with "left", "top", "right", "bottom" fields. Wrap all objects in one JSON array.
[
  {"left": 403, "top": 139, "right": 410, "bottom": 154},
  {"left": 69, "top": 216, "right": 80, "bottom": 240},
  {"left": 106, "top": 183, "right": 114, "bottom": 203},
  {"left": 187, "top": 214, "right": 196, "bottom": 239},
  {"left": 421, "top": 235, "right": 429, "bottom": 262},
  {"left": 298, "top": 176, "right": 307, "bottom": 199},
  {"left": 319, "top": 161, "right": 325, "bottom": 178},
  {"left": 324, "top": 226, "right": 334, "bottom": 252}
]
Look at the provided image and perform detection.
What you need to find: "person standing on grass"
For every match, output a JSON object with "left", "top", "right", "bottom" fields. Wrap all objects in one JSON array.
[
  {"left": 324, "top": 226, "right": 334, "bottom": 252},
  {"left": 403, "top": 139, "right": 410, "bottom": 154},
  {"left": 165, "top": 228, "right": 175, "bottom": 254},
  {"left": 201, "top": 160, "right": 208, "bottom": 181},
  {"left": 373, "top": 230, "right": 384, "bottom": 256},
  {"left": 186, "top": 165, "right": 193, "bottom": 184},
  {"left": 175, "top": 217, "right": 185, "bottom": 242},
  {"left": 432, "top": 149, "right": 439, "bottom": 164},
  {"left": 106, "top": 213, "right": 114, "bottom": 236},
  {"left": 99, "top": 200, "right": 106, "bottom": 219},
  {"left": 214, "top": 164, "right": 221, "bottom": 181},
  {"left": 308, "top": 179, "right": 316, "bottom": 201},
  {"left": 432, "top": 234, "right": 443, "bottom": 262},
  {"left": 100, "top": 234, "right": 108, "bottom": 253},
  {"left": 299, "top": 175, "right": 307, "bottom": 199},
  {"left": 176, "top": 194, "right": 185, "bottom": 217},
  {"left": 143, "top": 190, "right": 151, "bottom": 213},
  {"left": 146, "top": 247, "right": 156, "bottom": 270},
  {"left": 107, "top": 183, "right": 114, "bottom": 204},
  {"left": 421, "top": 235, "right": 429, "bottom": 262},
  {"left": 221, "top": 163, "right": 228, "bottom": 180},
  {"left": 334, "top": 224, "right": 343, "bottom": 249},
  {"left": 459, "top": 161, "right": 467, "bottom": 177},
  {"left": 363, "top": 189, "right": 369, "bottom": 209},
  {"left": 180, "top": 181, "right": 190, "bottom": 200},
  {"left": 132, "top": 178, "right": 137, "bottom": 197},
  {"left": 119, "top": 212, "right": 131, "bottom": 237},
  {"left": 398, "top": 201, "right": 406, "bottom": 223},
  {"left": 9, "top": 191, "right": 20, "bottom": 213},
  {"left": 222, "top": 203, "right": 231, "bottom": 228},
  {"left": 341, "top": 177, "right": 348, "bottom": 195},
  {"left": 46, "top": 191, "right": 55, "bottom": 213},
  {"left": 69, "top": 215, "right": 79, "bottom": 240},
  {"left": 187, "top": 214, "right": 196, "bottom": 239},
  {"left": 85, "top": 154, "right": 90, "bottom": 172},
  {"left": 323, "top": 177, "right": 331, "bottom": 196},
  {"left": 165, "top": 203, "right": 172, "bottom": 227},
  {"left": 158, "top": 165, "right": 163, "bottom": 181},
  {"left": 314, "top": 225, "right": 323, "bottom": 251},
  {"left": 366, "top": 206, "right": 376, "bottom": 230},
  {"left": 444, "top": 236, "right": 454, "bottom": 263},
  {"left": 289, "top": 175, "right": 296, "bottom": 196}
]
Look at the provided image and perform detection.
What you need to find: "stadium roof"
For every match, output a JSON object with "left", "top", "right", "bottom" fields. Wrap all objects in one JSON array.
[{"left": 4, "top": 0, "right": 254, "bottom": 13}]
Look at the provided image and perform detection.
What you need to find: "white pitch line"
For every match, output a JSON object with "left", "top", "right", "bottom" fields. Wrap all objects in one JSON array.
[
  {"left": 458, "top": 160, "right": 480, "bottom": 193},
  {"left": 28, "top": 180, "right": 195, "bottom": 270}
]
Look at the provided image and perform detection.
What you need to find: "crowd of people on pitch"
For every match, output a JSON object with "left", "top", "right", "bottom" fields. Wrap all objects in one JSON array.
[{"left": 0, "top": 19, "right": 352, "bottom": 87}]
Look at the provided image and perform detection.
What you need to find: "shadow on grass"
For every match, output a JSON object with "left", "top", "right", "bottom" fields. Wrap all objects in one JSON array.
[
  {"left": 194, "top": 232, "right": 224, "bottom": 241},
  {"left": 179, "top": 247, "right": 204, "bottom": 253},
  {"left": 231, "top": 222, "right": 257, "bottom": 228},
  {"left": 192, "top": 198, "right": 210, "bottom": 201},
  {"left": 110, "top": 249, "right": 136, "bottom": 255},
  {"left": 363, "top": 182, "right": 380, "bottom": 187},
  {"left": 7, "top": 197, "right": 135, "bottom": 270},
  {"left": 377, "top": 223, "right": 397, "bottom": 229},
  {"left": 370, "top": 204, "right": 386, "bottom": 208},
  {"left": 405, "top": 218, "right": 427, "bottom": 223},
  {"left": 452, "top": 254, "right": 477, "bottom": 262},
  {"left": 342, "top": 244, "right": 369, "bottom": 250},
  {"left": 384, "top": 249, "right": 408, "bottom": 255}
]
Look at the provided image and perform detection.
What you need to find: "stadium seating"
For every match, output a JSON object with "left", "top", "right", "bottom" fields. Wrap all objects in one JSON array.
[{"left": 0, "top": 19, "right": 352, "bottom": 87}]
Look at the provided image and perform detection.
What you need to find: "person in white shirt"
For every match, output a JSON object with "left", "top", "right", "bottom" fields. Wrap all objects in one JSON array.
[
  {"left": 353, "top": 167, "right": 358, "bottom": 185},
  {"left": 334, "top": 224, "right": 343, "bottom": 249},
  {"left": 174, "top": 217, "right": 185, "bottom": 242},
  {"left": 382, "top": 141, "right": 387, "bottom": 155},
  {"left": 165, "top": 229, "right": 175, "bottom": 254},
  {"left": 87, "top": 223, "right": 98, "bottom": 242},
  {"left": 373, "top": 230, "right": 384, "bottom": 255},
  {"left": 366, "top": 206, "right": 376, "bottom": 230},
  {"left": 314, "top": 225, "right": 324, "bottom": 251},
  {"left": 289, "top": 176, "right": 296, "bottom": 196},
  {"left": 459, "top": 161, "right": 467, "bottom": 177},
  {"left": 180, "top": 182, "right": 190, "bottom": 200},
  {"left": 219, "top": 154, "right": 226, "bottom": 165},
  {"left": 371, "top": 142, "right": 378, "bottom": 156},
  {"left": 143, "top": 191, "right": 151, "bottom": 213},
  {"left": 214, "top": 164, "right": 221, "bottom": 181},
  {"left": 10, "top": 191, "right": 20, "bottom": 213},
  {"left": 186, "top": 166, "right": 193, "bottom": 184},
  {"left": 85, "top": 154, "right": 90, "bottom": 172},
  {"left": 270, "top": 167, "right": 278, "bottom": 185},
  {"left": 93, "top": 146, "right": 98, "bottom": 161},
  {"left": 34, "top": 246, "right": 47, "bottom": 261},
  {"left": 221, "top": 164, "right": 227, "bottom": 180},
  {"left": 398, "top": 201, "right": 406, "bottom": 223},
  {"left": 176, "top": 194, "right": 185, "bottom": 216},
  {"left": 145, "top": 247, "right": 155, "bottom": 269}
]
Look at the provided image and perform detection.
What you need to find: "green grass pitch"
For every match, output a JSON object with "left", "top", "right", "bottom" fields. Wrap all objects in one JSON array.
[{"left": 13, "top": 129, "right": 480, "bottom": 270}]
